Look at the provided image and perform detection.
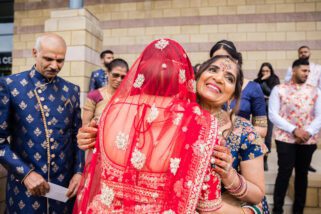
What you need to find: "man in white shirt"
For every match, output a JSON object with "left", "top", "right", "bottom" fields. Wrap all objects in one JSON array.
[
  {"left": 270, "top": 58, "right": 321, "bottom": 214},
  {"left": 284, "top": 45, "right": 321, "bottom": 173},
  {"left": 284, "top": 46, "right": 321, "bottom": 90}
]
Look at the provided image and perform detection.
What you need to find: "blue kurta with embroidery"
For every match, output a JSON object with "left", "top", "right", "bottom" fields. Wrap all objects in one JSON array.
[
  {"left": 0, "top": 67, "right": 84, "bottom": 213},
  {"left": 88, "top": 69, "right": 107, "bottom": 92}
]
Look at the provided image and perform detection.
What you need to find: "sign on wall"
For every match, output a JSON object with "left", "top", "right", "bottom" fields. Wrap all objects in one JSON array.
[{"left": 0, "top": 52, "right": 12, "bottom": 76}]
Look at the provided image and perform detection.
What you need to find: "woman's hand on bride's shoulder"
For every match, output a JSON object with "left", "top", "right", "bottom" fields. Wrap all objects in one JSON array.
[{"left": 77, "top": 119, "right": 98, "bottom": 150}]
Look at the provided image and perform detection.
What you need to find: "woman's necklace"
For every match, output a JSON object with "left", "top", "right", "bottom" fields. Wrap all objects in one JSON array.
[
  {"left": 212, "top": 109, "right": 230, "bottom": 145},
  {"left": 211, "top": 109, "right": 225, "bottom": 128}
]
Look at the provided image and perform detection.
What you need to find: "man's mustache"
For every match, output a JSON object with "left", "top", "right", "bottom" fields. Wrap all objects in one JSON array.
[{"left": 47, "top": 69, "right": 59, "bottom": 73}]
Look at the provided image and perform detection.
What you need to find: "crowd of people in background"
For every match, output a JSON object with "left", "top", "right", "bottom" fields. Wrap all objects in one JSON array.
[{"left": 0, "top": 33, "right": 320, "bottom": 214}]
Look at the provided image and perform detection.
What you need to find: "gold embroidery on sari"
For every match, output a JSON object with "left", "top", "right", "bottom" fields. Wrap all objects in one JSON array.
[
  {"left": 197, "top": 197, "right": 222, "bottom": 211},
  {"left": 103, "top": 180, "right": 164, "bottom": 203},
  {"left": 252, "top": 116, "right": 267, "bottom": 127},
  {"left": 181, "top": 115, "right": 219, "bottom": 213}
]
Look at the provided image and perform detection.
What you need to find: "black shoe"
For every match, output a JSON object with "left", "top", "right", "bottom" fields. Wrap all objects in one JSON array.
[{"left": 308, "top": 165, "right": 316, "bottom": 172}]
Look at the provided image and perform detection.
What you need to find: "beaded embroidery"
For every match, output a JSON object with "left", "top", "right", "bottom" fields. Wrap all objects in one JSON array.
[
  {"left": 115, "top": 132, "right": 129, "bottom": 151},
  {"left": 155, "top": 38, "right": 169, "bottom": 50},
  {"left": 170, "top": 158, "right": 181, "bottom": 175},
  {"left": 133, "top": 74, "right": 145, "bottom": 89},
  {"left": 131, "top": 148, "right": 146, "bottom": 170}
]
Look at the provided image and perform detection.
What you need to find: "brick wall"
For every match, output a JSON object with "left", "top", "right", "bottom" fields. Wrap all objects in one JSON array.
[{"left": 12, "top": 0, "right": 321, "bottom": 83}]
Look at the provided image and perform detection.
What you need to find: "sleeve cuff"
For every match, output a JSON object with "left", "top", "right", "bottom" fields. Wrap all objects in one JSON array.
[
  {"left": 288, "top": 126, "right": 297, "bottom": 134},
  {"left": 20, "top": 168, "right": 34, "bottom": 184},
  {"left": 74, "top": 163, "right": 84, "bottom": 174},
  {"left": 252, "top": 116, "right": 268, "bottom": 127},
  {"left": 305, "top": 128, "right": 314, "bottom": 136}
]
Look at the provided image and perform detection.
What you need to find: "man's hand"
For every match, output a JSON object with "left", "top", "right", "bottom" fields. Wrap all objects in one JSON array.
[
  {"left": 293, "top": 128, "right": 311, "bottom": 143},
  {"left": 66, "top": 173, "right": 82, "bottom": 198},
  {"left": 23, "top": 171, "right": 50, "bottom": 196},
  {"left": 77, "top": 119, "right": 98, "bottom": 150}
]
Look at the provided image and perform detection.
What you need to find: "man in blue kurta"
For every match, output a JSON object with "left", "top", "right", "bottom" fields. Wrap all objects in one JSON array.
[
  {"left": 0, "top": 33, "right": 84, "bottom": 213},
  {"left": 88, "top": 49, "right": 114, "bottom": 91}
]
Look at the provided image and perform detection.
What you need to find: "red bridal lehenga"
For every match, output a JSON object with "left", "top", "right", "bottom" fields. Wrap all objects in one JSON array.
[{"left": 74, "top": 39, "right": 221, "bottom": 214}]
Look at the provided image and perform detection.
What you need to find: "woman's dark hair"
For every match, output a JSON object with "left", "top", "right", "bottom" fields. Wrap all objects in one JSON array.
[
  {"left": 209, "top": 40, "right": 243, "bottom": 66},
  {"left": 255, "top": 62, "right": 280, "bottom": 89},
  {"left": 106, "top": 58, "right": 129, "bottom": 72},
  {"left": 196, "top": 55, "right": 244, "bottom": 138},
  {"left": 257, "top": 62, "right": 275, "bottom": 80},
  {"left": 193, "top": 63, "right": 201, "bottom": 75}
]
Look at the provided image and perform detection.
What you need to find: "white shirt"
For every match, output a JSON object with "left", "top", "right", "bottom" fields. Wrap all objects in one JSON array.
[
  {"left": 269, "top": 86, "right": 321, "bottom": 136},
  {"left": 284, "top": 62, "right": 321, "bottom": 90}
]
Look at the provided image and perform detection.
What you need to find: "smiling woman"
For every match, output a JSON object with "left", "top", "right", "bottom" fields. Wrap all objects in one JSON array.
[
  {"left": 195, "top": 56, "right": 268, "bottom": 213},
  {"left": 196, "top": 56, "right": 240, "bottom": 115}
]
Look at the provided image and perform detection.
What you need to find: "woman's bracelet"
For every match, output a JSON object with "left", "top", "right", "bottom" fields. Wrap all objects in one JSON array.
[
  {"left": 226, "top": 172, "right": 242, "bottom": 192},
  {"left": 228, "top": 173, "right": 248, "bottom": 198},
  {"left": 233, "top": 182, "right": 248, "bottom": 198},
  {"left": 224, "top": 168, "right": 237, "bottom": 189},
  {"left": 242, "top": 205, "right": 261, "bottom": 214},
  {"left": 232, "top": 175, "right": 248, "bottom": 198}
]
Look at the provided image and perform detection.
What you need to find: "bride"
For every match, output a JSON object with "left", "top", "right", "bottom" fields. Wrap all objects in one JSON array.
[{"left": 73, "top": 39, "right": 222, "bottom": 213}]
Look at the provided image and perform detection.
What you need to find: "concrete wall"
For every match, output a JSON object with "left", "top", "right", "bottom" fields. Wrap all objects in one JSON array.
[{"left": 12, "top": 0, "right": 321, "bottom": 83}]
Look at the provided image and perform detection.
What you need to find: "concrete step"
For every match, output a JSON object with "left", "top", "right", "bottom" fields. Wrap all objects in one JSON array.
[
  {"left": 265, "top": 171, "right": 277, "bottom": 184},
  {"left": 265, "top": 171, "right": 277, "bottom": 195},
  {"left": 266, "top": 194, "right": 293, "bottom": 214},
  {"left": 265, "top": 169, "right": 293, "bottom": 213}
]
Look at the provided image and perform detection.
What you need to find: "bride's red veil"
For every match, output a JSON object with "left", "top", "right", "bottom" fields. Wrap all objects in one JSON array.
[{"left": 74, "top": 39, "right": 219, "bottom": 213}]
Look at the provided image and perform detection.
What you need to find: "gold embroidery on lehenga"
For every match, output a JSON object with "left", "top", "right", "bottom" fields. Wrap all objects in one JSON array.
[
  {"left": 131, "top": 148, "right": 146, "bottom": 170},
  {"left": 170, "top": 158, "right": 181, "bottom": 175},
  {"left": 100, "top": 184, "right": 115, "bottom": 207},
  {"left": 96, "top": 110, "right": 219, "bottom": 213},
  {"left": 103, "top": 180, "right": 165, "bottom": 203},
  {"left": 115, "top": 132, "right": 129, "bottom": 151},
  {"left": 173, "top": 179, "right": 183, "bottom": 197},
  {"left": 197, "top": 197, "right": 222, "bottom": 211}
]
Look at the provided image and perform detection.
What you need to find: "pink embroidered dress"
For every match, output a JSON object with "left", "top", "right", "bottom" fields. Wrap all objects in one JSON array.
[{"left": 73, "top": 39, "right": 222, "bottom": 213}]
